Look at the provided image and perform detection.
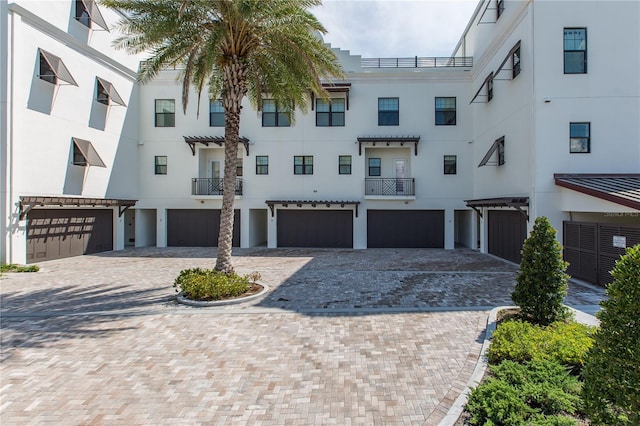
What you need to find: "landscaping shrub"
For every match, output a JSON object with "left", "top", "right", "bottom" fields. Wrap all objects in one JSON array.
[
  {"left": 512, "top": 216, "right": 569, "bottom": 326},
  {"left": 0, "top": 264, "right": 39, "bottom": 274},
  {"left": 487, "top": 320, "right": 594, "bottom": 373},
  {"left": 582, "top": 244, "right": 640, "bottom": 426},
  {"left": 466, "top": 360, "right": 583, "bottom": 426},
  {"left": 173, "top": 268, "right": 260, "bottom": 301}
]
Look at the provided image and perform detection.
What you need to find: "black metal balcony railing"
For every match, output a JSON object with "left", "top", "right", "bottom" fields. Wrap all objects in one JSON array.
[
  {"left": 365, "top": 178, "right": 415, "bottom": 196},
  {"left": 191, "top": 178, "right": 243, "bottom": 196},
  {"left": 361, "top": 56, "right": 473, "bottom": 69}
]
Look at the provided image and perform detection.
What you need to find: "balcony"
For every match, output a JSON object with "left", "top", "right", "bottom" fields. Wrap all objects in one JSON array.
[
  {"left": 361, "top": 56, "right": 473, "bottom": 69},
  {"left": 191, "top": 178, "right": 243, "bottom": 196},
  {"left": 365, "top": 178, "right": 415, "bottom": 198}
]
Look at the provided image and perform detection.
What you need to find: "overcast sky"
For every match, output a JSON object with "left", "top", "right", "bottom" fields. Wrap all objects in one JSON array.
[{"left": 312, "top": 0, "right": 479, "bottom": 58}]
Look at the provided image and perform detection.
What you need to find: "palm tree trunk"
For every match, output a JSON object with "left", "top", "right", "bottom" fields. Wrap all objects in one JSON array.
[{"left": 215, "top": 58, "right": 247, "bottom": 274}]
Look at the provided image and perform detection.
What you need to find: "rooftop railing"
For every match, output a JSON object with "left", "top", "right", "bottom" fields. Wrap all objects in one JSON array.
[{"left": 361, "top": 56, "right": 473, "bottom": 69}]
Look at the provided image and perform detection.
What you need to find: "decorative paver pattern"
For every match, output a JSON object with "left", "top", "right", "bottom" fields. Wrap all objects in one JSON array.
[{"left": 0, "top": 248, "right": 605, "bottom": 425}]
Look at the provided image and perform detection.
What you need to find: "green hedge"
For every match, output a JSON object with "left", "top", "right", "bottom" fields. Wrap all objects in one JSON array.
[
  {"left": 466, "top": 360, "right": 583, "bottom": 426},
  {"left": 173, "top": 268, "right": 258, "bottom": 301},
  {"left": 487, "top": 319, "right": 595, "bottom": 373}
]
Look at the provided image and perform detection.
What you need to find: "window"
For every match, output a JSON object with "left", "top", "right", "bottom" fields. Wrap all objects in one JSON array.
[
  {"left": 262, "top": 99, "right": 290, "bottom": 127},
  {"left": 209, "top": 99, "right": 224, "bottom": 127},
  {"left": 570, "top": 122, "right": 590, "bottom": 153},
  {"left": 316, "top": 98, "right": 345, "bottom": 126},
  {"left": 512, "top": 46, "right": 521, "bottom": 78},
  {"left": 155, "top": 156, "right": 167, "bottom": 174},
  {"left": 497, "top": 138, "right": 505, "bottom": 165},
  {"left": 478, "top": 137, "right": 505, "bottom": 167},
  {"left": 564, "top": 28, "right": 587, "bottom": 74},
  {"left": 256, "top": 156, "right": 269, "bottom": 175},
  {"left": 368, "top": 158, "right": 381, "bottom": 176},
  {"left": 497, "top": 0, "right": 505, "bottom": 19},
  {"left": 96, "top": 77, "right": 126, "bottom": 106},
  {"left": 155, "top": 99, "right": 175, "bottom": 127},
  {"left": 378, "top": 98, "right": 399, "bottom": 126},
  {"left": 236, "top": 158, "right": 243, "bottom": 177},
  {"left": 294, "top": 156, "right": 313, "bottom": 175},
  {"left": 487, "top": 77, "right": 494, "bottom": 101},
  {"left": 444, "top": 155, "right": 457, "bottom": 174},
  {"left": 74, "top": 0, "right": 108, "bottom": 31},
  {"left": 38, "top": 49, "right": 78, "bottom": 86},
  {"left": 435, "top": 97, "right": 456, "bottom": 125},
  {"left": 339, "top": 155, "right": 352, "bottom": 175},
  {"left": 72, "top": 138, "right": 105, "bottom": 167}
]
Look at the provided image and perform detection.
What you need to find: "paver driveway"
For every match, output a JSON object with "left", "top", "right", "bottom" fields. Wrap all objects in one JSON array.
[{"left": 0, "top": 248, "right": 605, "bottom": 425}]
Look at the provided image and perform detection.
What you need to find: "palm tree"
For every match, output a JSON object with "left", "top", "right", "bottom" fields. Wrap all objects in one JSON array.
[{"left": 103, "top": 0, "right": 343, "bottom": 273}]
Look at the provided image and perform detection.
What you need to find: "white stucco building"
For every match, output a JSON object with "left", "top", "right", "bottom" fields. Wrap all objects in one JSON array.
[{"left": 2, "top": 0, "right": 638, "bottom": 286}]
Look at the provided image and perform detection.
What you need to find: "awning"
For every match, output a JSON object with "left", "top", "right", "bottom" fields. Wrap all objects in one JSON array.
[
  {"left": 78, "top": 0, "right": 109, "bottom": 31},
  {"left": 554, "top": 173, "right": 640, "bottom": 211},
  {"left": 494, "top": 40, "right": 521, "bottom": 80},
  {"left": 73, "top": 137, "right": 106, "bottom": 168},
  {"left": 311, "top": 82, "right": 351, "bottom": 110},
  {"left": 265, "top": 200, "right": 361, "bottom": 217},
  {"left": 39, "top": 48, "right": 78, "bottom": 86},
  {"left": 183, "top": 136, "right": 250, "bottom": 156},
  {"left": 19, "top": 196, "right": 136, "bottom": 219},
  {"left": 357, "top": 136, "right": 420, "bottom": 156},
  {"left": 96, "top": 77, "right": 126, "bottom": 106},
  {"left": 464, "top": 197, "right": 529, "bottom": 220},
  {"left": 478, "top": 137, "right": 505, "bottom": 167},
  {"left": 470, "top": 72, "right": 493, "bottom": 104}
]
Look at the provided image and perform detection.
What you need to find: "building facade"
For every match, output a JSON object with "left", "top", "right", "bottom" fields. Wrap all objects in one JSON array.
[{"left": 2, "top": 0, "right": 638, "bottom": 286}]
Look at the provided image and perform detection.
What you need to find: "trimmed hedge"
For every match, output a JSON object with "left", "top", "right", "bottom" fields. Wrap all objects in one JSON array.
[
  {"left": 487, "top": 319, "right": 595, "bottom": 373},
  {"left": 173, "top": 268, "right": 259, "bottom": 301}
]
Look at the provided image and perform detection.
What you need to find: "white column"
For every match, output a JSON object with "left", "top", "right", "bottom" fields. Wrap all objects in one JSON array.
[
  {"left": 267, "top": 208, "right": 277, "bottom": 248},
  {"left": 444, "top": 208, "right": 455, "bottom": 250},
  {"left": 156, "top": 208, "right": 167, "bottom": 247},
  {"left": 479, "top": 208, "right": 488, "bottom": 254},
  {"left": 9, "top": 219, "right": 28, "bottom": 265},
  {"left": 353, "top": 207, "right": 366, "bottom": 249},
  {"left": 113, "top": 208, "right": 125, "bottom": 250},
  {"left": 469, "top": 210, "right": 478, "bottom": 250},
  {"left": 240, "top": 208, "right": 250, "bottom": 248}
]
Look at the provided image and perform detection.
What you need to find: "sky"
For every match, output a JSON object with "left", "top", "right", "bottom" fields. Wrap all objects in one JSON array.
[{"left": 312, "top": 0, "right": 479, "bottom": 58}]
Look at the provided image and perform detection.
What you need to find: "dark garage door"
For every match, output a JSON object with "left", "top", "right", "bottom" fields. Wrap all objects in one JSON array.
[
  {"left": 27, "top": 209, "right": 113, "bottom": 263},
  {"left": 277, "top": 210, "right": 353, "bottom": 248},
  {"left": 367, "top": 210, "right": 444, "bottom": 248},
  {"left": 488, "top": 210, "right": 527, "bottom": 264},
  {"left": 167, "top": 209, "right": 240, "bottom": 247}
]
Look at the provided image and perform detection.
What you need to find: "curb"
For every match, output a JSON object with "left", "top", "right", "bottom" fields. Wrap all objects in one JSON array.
[{"left": 176, "top": 282, "right": 270, "bottom": 307}]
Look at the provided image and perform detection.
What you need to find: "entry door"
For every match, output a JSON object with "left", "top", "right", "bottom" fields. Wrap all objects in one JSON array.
[
  {"left": 394, "top": 159, "right": 407, "bottom": 193},
  {"left": 211, "top": 160, "right": 222, "bottom": 193}
]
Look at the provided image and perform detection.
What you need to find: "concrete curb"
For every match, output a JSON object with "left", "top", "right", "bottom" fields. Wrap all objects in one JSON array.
[
  {"left": 438, "top": 305, "right": 599, "bottom": 426},
  {"left": 176, "top": 282, "right": 270, "bottom": 307}
]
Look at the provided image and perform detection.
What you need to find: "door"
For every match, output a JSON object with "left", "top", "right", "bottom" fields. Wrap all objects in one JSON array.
[
  {"left": 277, "top": 210, "right": 353, "bottom": 248},
  {"left": 367, "top": 210, "right": 444, "bottom": 248},
  {"left": 394, "top": 159, "right": 407, "bottom": 193},
  {"left": 167, "top": 209, "right": 240, "bottom": 247},
  {"left": 211, "top": 160, "right": 222, "bottom": 193},
  {"left": 488, "top": 210, "right": 527, "bottom": 264}
]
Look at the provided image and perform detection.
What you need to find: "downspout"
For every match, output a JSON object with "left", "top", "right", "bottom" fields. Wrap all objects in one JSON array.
[{"left": 529, "top": 0, "right": 536, "bottom": 230}]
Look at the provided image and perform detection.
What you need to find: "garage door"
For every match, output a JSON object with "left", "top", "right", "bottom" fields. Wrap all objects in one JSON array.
[
  {"left": 367, "top": 210, "right": 444, "bottom": 248},
  {"left": 277, "top": 210, "right": 353, "bottom": 248},
  {"left": 488, "top": 210, "right": 527, "bottom": 264},
  {"left": 27, "top": 209, "right": 113, "bottom": 263},
  {"left": 167, "top": 209, "right": 240, "bottom": 247}
]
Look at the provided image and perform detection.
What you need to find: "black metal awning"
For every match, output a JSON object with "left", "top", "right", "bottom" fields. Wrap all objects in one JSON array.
[
  {"left": 554, "top": 173, "right": 640, "bottom": 211},
  {"left": 357, "top": 136, "right": 420, "bottom": 156},
  {"left": 478, "top": 137, "right": 504, "bottom": 167},
  {"left": 73, "top": 137, "right": 106, "bottom": 167},
  {"left": 464, "top": 197, "right": 529, "bottom": 220},
  {"left": 470, "top": 72, "right": 493, "bottom": 104},
  {"left": 38, "top": 48, "right": 78, "bottom": 86},
  {"left": 19, "top": 196, "right": 137, "bottom": 220},
  {"left": 183, "top": 136, "right": 250, "bottom": 156},
  {"left": 311, "top": 82, "right": 351, "bottom": 110},
  {"left": 494, "top": 40, "right": 521, "bottom": 80},
  {"left": 265, "top": 200, "right": 361, "bottom": 217}
]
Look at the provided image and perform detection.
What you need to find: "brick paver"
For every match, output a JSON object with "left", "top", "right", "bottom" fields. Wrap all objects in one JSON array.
[{"left": 0, "top": 248, "right": 605, "bottom": 425}]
